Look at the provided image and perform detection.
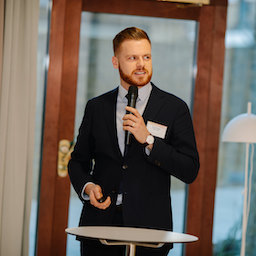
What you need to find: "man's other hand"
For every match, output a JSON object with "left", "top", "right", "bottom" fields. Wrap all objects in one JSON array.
[{"left": 85, "top": 184, "right": 111, "bottom": 210}]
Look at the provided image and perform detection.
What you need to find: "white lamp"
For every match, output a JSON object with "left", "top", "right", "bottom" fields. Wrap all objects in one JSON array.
[{"left": 222, "top": 102, "right": 256, "bottom": 256}]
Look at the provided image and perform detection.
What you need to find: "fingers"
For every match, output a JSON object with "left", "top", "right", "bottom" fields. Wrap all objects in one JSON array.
[
  {"left": 123, "top": 113, "right": 138, "bottom": 123},
  {"left": 123, "top": 119, "right": 137, "bottom": 128},
  {"left": 123, "top": 107, "right": 143, "bottom": 131},
  {"left": 123, "top": 107, "right": 140, "bottom": 125},
  {"left": 125, "top": 106, "right": 140, "bottom": 117},
  {"left": 93, "top": 185, "right": 103, "bottom": 200},
  {"left": 122, "top": 108, "right": 150, "bottom": 144},
  {"left": 89, "top": 185, "right": 111, "bottom": 210},
  {"left": 90, "top": 195, "right": 111, "bottom": 210}
]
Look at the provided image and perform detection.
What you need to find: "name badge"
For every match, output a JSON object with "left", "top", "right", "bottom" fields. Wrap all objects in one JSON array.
[{"left": 147, "top": 121, "right": 167, "bottom": 139}]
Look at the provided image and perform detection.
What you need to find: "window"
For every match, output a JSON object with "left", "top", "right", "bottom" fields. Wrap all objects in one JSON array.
[
  {"left": 213, "top": 0, "right": 256, "bottom": 255},
  {"left": 67, "top": 12, "right": 197, "bottom": 256},
  {"left": 30, "top": 0, "right": 51, "bottom": 255}
]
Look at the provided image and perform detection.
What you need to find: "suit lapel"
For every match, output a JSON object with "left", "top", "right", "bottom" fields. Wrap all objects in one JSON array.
[
  {"left": 142, "top": 83, "right": 166, "bottom": 123},
  {"left": 103, "top": 88, "right": 123, "bottom": 160}
]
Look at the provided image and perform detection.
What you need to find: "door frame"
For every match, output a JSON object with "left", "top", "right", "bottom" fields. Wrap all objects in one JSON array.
[{"left": 37, "top": 0, "right": 227, "bottom": 255}]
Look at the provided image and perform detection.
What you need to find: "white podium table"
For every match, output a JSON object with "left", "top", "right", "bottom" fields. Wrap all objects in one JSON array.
[{"left": 65, "top": 226, "right": 198, "bottom": 256}]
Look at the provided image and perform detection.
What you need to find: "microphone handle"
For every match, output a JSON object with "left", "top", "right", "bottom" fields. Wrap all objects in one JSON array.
[
  {"left": 126, "top": 94, "right": 137, "bottom": 113},
  {"left": 125, "top": 93, "right": 137, "bottom": 146},
  {"left": 130, "top": 93, "right": 137, "bottom": 109}
]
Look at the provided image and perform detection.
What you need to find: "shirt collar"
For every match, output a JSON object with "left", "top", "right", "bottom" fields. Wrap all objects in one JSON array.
[{"left": 118, "top": 83, "right": 152, "bottom": 102}]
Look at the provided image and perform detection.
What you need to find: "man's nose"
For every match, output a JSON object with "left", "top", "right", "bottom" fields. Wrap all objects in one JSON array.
[{"left": 136, "top": 57, "right": 144, "bottom": 68}]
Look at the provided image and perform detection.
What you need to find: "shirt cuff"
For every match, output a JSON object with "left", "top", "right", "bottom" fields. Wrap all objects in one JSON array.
[{"left": 81, "top": 182, "right": 95, "bottom": 200}]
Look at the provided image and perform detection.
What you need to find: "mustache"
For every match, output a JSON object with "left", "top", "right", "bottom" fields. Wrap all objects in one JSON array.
[{"left": 132, "top": 68, "right": 148, "bottom": 74}]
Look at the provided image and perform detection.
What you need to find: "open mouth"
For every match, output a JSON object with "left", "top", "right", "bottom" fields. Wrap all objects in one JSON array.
[{"left": 134, "top": 70, "right": 147, "bottom": 75}]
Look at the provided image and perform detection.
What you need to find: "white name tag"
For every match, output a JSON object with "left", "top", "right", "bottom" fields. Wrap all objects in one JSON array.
[{"left": 147, "top": 121, "right": 167, "bottom": 139}]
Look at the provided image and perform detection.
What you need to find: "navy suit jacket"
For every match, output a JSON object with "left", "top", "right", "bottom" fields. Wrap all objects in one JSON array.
[{"left": 68, "top": 83, "right": 199, "bottom": 231}]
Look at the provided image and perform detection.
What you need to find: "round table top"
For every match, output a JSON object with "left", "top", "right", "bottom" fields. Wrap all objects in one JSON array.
[{"left": 65, "top": 226, "right": 198, "bottom": 244}]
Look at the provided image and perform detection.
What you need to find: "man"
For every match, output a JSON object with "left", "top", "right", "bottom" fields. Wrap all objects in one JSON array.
[{"left": 68, "top": 27, "right": 199, "bottom": 256}]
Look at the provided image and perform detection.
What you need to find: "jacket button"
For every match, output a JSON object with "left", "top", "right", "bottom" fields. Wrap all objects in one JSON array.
[
  {"left": 122, "top": 164, "right": 128, "bottom": 170},
  {"left": 155, "top": 160, "right": 161, "bottom": 166}
]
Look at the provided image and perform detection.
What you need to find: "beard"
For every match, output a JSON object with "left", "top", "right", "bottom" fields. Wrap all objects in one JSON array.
[{"left": 118, "top": 66, "right": 152, "bottom": 87}]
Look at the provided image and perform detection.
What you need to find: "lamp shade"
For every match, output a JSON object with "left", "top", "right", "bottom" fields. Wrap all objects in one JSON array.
[{"left": 222, "top": 102, "right": 256, "bottom": 143}]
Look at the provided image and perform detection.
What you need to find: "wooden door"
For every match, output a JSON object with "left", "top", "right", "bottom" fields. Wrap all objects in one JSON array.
[{"left": 36, "top": 0, "right": 227, "bottom": 255}]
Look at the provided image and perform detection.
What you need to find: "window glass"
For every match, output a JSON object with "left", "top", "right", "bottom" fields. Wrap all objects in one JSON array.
[
  {"left": 67, "top": 12, "right": 197, "bottom": 256},
  {"left": 213, "top": 0, "right": 256, "bottom": 255}
]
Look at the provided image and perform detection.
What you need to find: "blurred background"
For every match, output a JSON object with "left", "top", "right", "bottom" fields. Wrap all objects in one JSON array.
[{"left": 29, "top": 0, "right": 256, "bottom": 255}]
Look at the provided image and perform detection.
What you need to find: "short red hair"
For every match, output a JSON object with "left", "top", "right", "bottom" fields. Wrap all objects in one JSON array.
[{"left": 113, "top": 27, "right": 151, "bottom": 55}]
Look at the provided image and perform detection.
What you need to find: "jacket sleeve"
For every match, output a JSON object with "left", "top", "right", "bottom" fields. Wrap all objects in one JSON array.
[
  {"left": 68, "top": 100, "right": 95, "bottom": 201},
  {"left": 147, "top": 101, "right": 199, "bottom": 184}
]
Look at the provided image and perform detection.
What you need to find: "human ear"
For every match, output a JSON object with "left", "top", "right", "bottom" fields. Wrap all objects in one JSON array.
[{"left": 112, "top": 56, "right": 119, "bottom": 69}]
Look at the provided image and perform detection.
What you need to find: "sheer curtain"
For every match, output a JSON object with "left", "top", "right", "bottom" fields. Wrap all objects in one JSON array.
[
  {"left": 0, "top": 0, "right": 3, "bottom": 92},
  {"left": 0, "top": 0, "right": 39, "bottom": 255}
]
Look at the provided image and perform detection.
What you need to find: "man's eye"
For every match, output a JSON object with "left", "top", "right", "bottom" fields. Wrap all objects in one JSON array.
[
  {"left": 129, "top": 56, "right": 136, "bottom": 60},
  {"left": 144, "top": 55, "right": 151, "bottom": 60}
]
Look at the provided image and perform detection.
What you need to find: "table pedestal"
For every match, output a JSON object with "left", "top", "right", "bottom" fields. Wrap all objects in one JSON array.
[
  {"left": 125, "top": 244, "right": 136, "bottom": 256},
  {"left": 100, "top": 239, "right": 164, "bottom": 256}
]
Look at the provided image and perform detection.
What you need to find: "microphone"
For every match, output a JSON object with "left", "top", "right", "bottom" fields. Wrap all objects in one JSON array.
[{"left": 125, "top": 85, "right": 138, "bottom": 146}]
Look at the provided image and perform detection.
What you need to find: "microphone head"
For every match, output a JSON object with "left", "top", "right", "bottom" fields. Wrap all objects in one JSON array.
[{"left": 128, "top": 85, "right": 138, "bottom": 98}]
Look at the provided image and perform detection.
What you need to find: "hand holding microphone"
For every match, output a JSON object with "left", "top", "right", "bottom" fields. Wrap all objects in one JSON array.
[{"left": 123, "top": 86, "right": 151, "bottom": 145}]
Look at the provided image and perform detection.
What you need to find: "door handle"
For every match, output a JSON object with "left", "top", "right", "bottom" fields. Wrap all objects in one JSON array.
[{"left": 58, "top": 139, "right": 74, "bottom": 177}]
